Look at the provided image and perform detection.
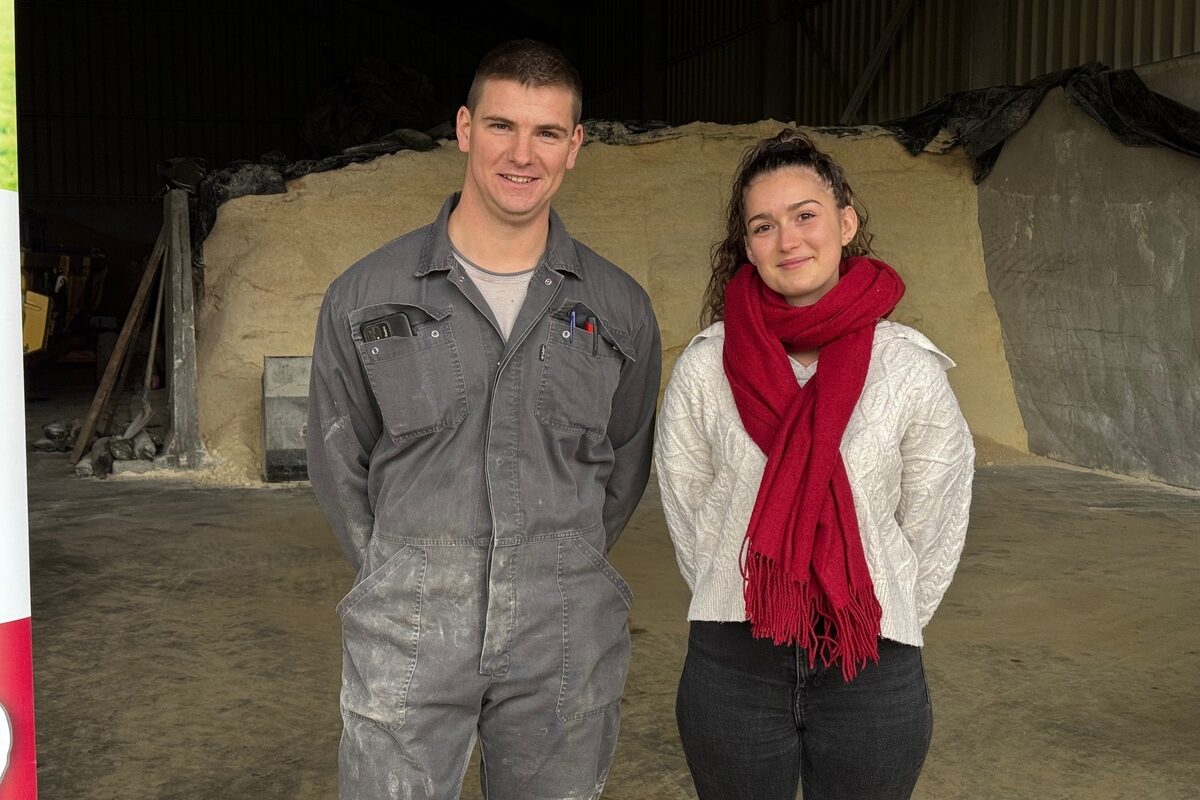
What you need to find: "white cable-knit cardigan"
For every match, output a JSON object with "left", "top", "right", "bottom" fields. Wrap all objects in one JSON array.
[{"left": 654, "top": 320, "right": 975, "bottom": 646}]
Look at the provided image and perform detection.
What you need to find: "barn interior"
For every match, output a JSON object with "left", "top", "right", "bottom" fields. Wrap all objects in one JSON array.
[{"left": 15, "top": 1, "right": 1200, "bottom": 799}]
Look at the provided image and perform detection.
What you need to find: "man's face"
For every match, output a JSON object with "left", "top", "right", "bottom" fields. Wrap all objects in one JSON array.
[{"left": 456, "top": 78, "right": 583, "bottom": 226}]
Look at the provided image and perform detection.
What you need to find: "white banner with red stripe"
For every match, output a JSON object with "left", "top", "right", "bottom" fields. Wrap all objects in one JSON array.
[
  {"left": 1, "top": 185, "right": 36, "bottom": 798},
  {"left": 1, "top": 0, "right": 38, "bottom": 786}
]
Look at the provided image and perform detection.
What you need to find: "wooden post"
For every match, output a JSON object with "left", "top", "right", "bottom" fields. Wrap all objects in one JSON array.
[{"left": 162, "top": 189, "right": 205, "bottom": 467}]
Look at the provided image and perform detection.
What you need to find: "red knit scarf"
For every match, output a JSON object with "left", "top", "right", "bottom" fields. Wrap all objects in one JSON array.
[{"left": 723, "top": 256, "right": 905, "bottom": 680}]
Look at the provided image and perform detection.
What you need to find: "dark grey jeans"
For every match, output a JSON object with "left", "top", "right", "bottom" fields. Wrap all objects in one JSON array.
[{"left": 676, "top": 621, "right": 932, "bottom": 800}]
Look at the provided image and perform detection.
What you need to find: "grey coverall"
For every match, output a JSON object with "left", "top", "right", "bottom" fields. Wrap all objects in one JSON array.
[{"left": 307, "top": 194, "right": 662, "bottom": 800}]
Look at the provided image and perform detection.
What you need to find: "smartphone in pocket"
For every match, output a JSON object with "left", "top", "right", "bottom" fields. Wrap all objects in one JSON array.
[{"left": 361, "top": 312, "right": 414, "bottom": 342}]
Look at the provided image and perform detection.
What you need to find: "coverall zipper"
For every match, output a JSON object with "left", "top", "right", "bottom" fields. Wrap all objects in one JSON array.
[{"left": 449, "top": 268, "right": 563, "bottom": 677}]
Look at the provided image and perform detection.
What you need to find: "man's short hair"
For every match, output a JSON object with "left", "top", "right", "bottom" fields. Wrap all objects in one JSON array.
[{"left": 466, "top": 39, "right": 583, "bottom": 125}]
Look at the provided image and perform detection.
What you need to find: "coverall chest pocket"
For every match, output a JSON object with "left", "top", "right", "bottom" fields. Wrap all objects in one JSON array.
[
  {"left": 535, "top": 307, "right": 634, "bottom": 441},
  {"left": 352, "top": 303, "right": 469, "bottom": 443}
]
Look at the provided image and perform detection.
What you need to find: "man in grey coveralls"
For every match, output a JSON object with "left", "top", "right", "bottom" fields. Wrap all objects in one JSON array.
[{"left": 307, "top": 39, "right": 661, "bottom": 800}]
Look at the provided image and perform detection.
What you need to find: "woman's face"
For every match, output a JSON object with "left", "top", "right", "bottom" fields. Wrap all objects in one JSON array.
[{"left": 743, "top": 165, "right": 858, "bottom": 307}]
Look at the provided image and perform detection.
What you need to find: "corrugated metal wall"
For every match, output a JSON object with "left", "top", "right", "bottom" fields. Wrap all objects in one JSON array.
[
  {"left": 19, "top": 1, "right": 326, "bottom": 199},
  {"left": 15, "top": 0, "right": 484, "bottom": 201},
  {"left": 1009, "top": 0, "right": 1200, "bottom": 83},
  {"left": 797, "top": 0, "right": 971, "bottom": 125},
  {"left": 16, "top": 1, "right": 1200, "bottom": 200},
  {"left": 795, "top": 0, "right": 1200, "bottom": 127},
  {"left": 583, "top": 0, "right": 772, "bottom": 125},
  {"left": 661, "top": 0, "right": 763, "bottom": 124},
  {"left": 577, "top": 0, "right": 644, "bottom": 121}
]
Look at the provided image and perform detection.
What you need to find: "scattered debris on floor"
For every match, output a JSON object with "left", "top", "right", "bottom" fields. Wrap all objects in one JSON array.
[
  {"left": 31, "top": 419, "right": 81, "bottom": 452},
  {"left": 32, "top": 415, "right": 165, "bottom": 478},
  {"left": 72, "top": 430, "right": 164, "bottom": 478}
]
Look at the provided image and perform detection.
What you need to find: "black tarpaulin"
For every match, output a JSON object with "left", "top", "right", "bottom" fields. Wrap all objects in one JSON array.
[{"left": 884, "top": 63, "right": 1200, "bottom": 182}]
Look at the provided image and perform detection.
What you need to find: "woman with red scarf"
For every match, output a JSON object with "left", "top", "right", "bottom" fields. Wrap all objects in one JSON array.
[{"left": 654, "top": 129, "right": 975, "bottom": 799}]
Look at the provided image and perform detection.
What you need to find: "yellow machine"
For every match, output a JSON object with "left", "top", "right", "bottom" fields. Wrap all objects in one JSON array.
[
  {"left": 21, "top": 286, "right": 49, "bottom": 353},
  {"left": 20, "top": 248, "right": 106, "bottom": 355}
]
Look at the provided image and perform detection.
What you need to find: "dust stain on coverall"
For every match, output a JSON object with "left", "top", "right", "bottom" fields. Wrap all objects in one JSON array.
[{"left": 308, "top": 195, "right": 662, "bottom": 800}]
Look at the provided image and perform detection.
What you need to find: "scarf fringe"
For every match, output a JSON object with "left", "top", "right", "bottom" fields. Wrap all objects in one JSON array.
[{"left": 744, "top": 550, "right": 882, "bottom": 682}]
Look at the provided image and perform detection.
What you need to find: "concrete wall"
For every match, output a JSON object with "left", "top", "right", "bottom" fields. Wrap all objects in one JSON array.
[
  {"left": 197, "top": 121, "right": 1027, "bottom": 484},
  {"left": 978, "top": 55, "right": 1200, "bottom": 488}
]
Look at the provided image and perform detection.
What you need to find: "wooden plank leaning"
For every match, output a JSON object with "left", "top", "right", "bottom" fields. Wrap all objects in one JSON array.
[{"left": 68, "top": 226, "right": 167, "bottom": 465}]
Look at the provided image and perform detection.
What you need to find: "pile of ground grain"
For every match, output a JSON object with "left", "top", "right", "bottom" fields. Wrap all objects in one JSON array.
[{"left": 196, "top": 121, "right": 1026, "bottom": 485}]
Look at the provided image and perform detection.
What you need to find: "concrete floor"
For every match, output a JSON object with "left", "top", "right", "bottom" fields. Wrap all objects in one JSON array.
[{"left": 23, "top": 394, "right": 1200, "bottom": 798}]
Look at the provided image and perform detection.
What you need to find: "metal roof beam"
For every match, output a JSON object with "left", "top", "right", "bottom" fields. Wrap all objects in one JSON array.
[{"left": 839, "top": 0, "right": 917, "bottom": 124}]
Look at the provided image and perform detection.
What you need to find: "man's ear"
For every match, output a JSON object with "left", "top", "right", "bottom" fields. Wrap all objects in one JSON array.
[
  {"left": 456, "top": 106, "right": 472, "bottom": 154},
  {"left": 565, "top": 123, "right": 584, "bottom": 170}
]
